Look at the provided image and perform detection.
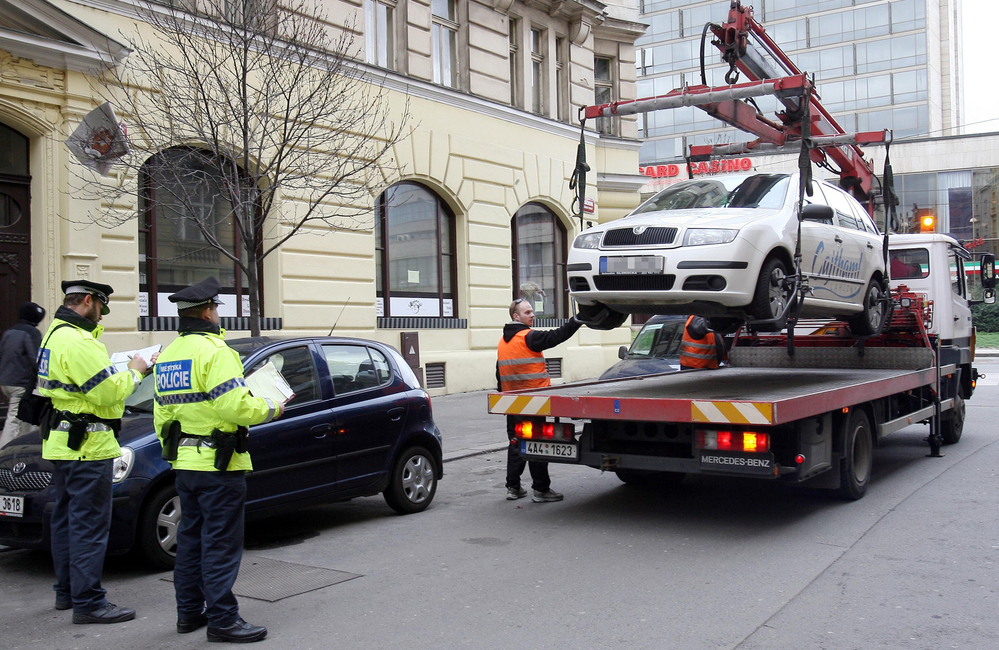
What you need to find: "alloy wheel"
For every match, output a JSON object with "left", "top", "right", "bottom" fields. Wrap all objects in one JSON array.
[
  {"left": 401, "top": 454, "right": 435, "bottom": 504},
  {"left": 156, "top": 495, "right": 181, "bottom": 557}
]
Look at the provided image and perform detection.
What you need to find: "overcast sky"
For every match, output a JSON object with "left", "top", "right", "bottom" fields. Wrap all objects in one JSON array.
[{"left": 961, "top": 0, "right": 998, "bottom": 134}]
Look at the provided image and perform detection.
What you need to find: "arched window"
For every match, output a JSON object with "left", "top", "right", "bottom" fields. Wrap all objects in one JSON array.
[
  {"left": 138, "top": 148, "right": 257, "bottom": 317},
  {"left": 511, "top": 203, "right": 567, "bottom": 319},
  {"left": 375, "top": 182, "right": 457, "bottom": 318}
]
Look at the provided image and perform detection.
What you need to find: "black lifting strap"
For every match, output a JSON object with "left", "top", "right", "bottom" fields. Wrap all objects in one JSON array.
[
  {"left": 569, "top": 113, "right": 590, "bottom": 230},
  {"left": 882, "top": 132, "right": 897, "bottom": 283}
]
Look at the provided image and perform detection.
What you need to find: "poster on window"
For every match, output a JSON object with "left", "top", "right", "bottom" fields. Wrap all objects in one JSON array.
[
  {"left": 241, "top": 294, "right": 250, "bottom": 317},
  {"left": 443, "top": 299, "right": 453, "bottom": 317},
  {"left": 376, "top": 298, "right": 384, "bottom": 317},
  {"left": 389, "top": 297, "right": 440, "bottom": 317},
  {"left": 154, "top": 292, "right": 238, "bottom": 317},
  {"left": 139, "top": 292, "right": 149, "bottom": 317}
]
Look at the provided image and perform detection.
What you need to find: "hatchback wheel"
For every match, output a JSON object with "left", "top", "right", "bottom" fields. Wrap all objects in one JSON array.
[
  {"left": 384, "top": 446, "right": 438, "bottom": 514},
  {"left": 748, "top": 257, "right": 790, "bottom": 329},
  {"left": 137, "top": 483, "right": 179, "bottom": 570},
  {"left": 847, "top": 279, "right": 884, "bottom": 336}
]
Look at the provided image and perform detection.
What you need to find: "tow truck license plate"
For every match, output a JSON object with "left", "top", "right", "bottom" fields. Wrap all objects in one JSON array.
[
  {"left": 0, "top": 495, "right": 23, "bottom": 518},
  {"left": 521, "top": 441, "right": 578, "bottom": 460},
  {"left": 699, "top": 450, "right": 775, "bottom": 476},
  {"left": 600, "top": 256, "right": 664, "bottom": 275}
]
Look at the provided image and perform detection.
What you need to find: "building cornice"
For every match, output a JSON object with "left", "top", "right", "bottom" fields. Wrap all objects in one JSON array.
[
  {"left": 2, "top": 0, "right": 128, "bottom": 72},
  {"left": 597, "top": 171, "right": 646, "bottom": 192}
]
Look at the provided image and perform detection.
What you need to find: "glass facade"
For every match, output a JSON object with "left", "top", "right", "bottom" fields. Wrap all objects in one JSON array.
[{"left": 636, "top": 0, "right": 941, "bottom": 165}]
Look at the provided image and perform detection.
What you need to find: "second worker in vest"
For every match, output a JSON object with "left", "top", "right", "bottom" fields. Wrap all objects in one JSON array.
[
  {"left": 679, "top": 315, "right": 728, "bottom": 370},
  {"left": 153, "top": 277, "right": 285, "bottom": 644},
  {"left": 497, "top": 298, "right": 581, "bottom": 502}
]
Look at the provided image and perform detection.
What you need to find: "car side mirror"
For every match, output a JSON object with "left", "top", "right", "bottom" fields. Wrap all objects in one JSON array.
[
  {"left": 985, "top": 288, "right": 996, "bottom": 305},
  {"left": 618, "top": 345, "right": 628, "bottom": 360},
  {"left": 800, "top": 203, "right": 834, "bottom": 223},
  {"left": 981, "top": 254, "right": 996, "bottom": 289}
]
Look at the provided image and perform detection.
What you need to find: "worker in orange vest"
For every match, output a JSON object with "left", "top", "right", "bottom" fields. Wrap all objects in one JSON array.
[
  {"left": 497, "top": 298, "right": 581, "bottom": 503},
  {"left": 679, "top": 315, "right": 727, "bottom": 370}
]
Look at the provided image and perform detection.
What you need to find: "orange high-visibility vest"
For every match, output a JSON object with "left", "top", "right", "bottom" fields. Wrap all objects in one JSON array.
[
  {"left": 679, "top": 315, "right": 720, "bottom": 369},
  {"left": 497, "top": 330, "right": 550, "bottom": 391}
]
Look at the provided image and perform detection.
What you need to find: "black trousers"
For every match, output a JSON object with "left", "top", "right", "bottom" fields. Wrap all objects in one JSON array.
[
  {"left": 505, "top": 416, "right": 550, "bottom": 491},
  {"left": 50, "top": 459, "right": 113, "bottom": 614},
  {"left": 174, "top": 470, "right": 247, "bottom": 627}
]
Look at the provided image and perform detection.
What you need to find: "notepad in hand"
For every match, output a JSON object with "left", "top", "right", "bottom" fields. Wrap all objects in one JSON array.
[
  {"left": 245, "top": 361, "right": 295, "bottom": 405},
  {"left": 110, "top": 345, "right": 162, "bottom": 373}
]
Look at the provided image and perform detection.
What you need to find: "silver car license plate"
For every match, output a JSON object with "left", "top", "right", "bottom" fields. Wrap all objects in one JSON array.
[{"left": 600, "top": 256, "right": 664, "bottom": 275}]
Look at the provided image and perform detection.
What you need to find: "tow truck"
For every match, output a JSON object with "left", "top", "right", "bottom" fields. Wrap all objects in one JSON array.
[{"left": 490, "top": 0, "right": 999, "bottom": 499}]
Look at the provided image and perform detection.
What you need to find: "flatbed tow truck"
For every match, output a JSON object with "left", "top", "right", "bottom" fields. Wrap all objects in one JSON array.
[{"left": 489, "top": 0, "right": 999, "bottom": 500}]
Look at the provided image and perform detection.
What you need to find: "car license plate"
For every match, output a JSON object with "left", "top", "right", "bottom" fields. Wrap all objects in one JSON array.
[
  {"left": 0, "top": 495, "right": 23, "bottom": 518},
  {"left": 600, "top": 256, "right": 664, "bottom": 275},
  {"left": 521, "top": 441, "right": 578, "bottom": 460},
  {"left": 699, "top": 450, "right": 775, "bottom": 476}
]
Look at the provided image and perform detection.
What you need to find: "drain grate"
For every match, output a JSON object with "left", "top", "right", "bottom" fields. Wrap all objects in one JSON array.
[{"left": 162, "top": 556, "right": 361, "bottom": 602}]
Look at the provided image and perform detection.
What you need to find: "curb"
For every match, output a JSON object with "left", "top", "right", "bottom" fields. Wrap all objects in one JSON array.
[{"left": 443, "top": 445, "right": 507, "bottom": 463}]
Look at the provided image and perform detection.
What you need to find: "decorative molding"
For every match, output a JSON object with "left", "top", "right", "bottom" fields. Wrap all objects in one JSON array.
[
  {"left": 377, "top": 317, "right": 467, "bottom": 329},
  {"left": 0, "top": 253, "right": 19, "bottom": 271},
  {"left": 74, "top": 264, "right": 91, "bottom": 279},
  {"left": 597, "top": 171, "right": 647, "bottom": 192},
  {"left": 139, "top": 316, "right": 284, "bottom": 332},
  {"left": 569, "top": 19, "right": 591, "bottom": 45},
  {"left": 491, "top": 0, "right": 515, "bottom": 14}
]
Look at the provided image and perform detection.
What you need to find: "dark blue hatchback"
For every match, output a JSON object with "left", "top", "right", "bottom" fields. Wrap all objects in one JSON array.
[
  {"left": 0, "top": 336, "right": 442, "bottom": 569},
  {"left": 599, "top": 315, "right": 687, "bottom": 380}
]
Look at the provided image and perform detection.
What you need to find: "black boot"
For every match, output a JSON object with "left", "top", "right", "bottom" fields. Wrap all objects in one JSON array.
[
  {"left": 177, "top": 609, "right": 209, "bottom": 633},
  {"left": 72, "top": 603, "right": 136, "bottom": 624},
  {"left": 207, "top": 618, "right": 267, "bottom": 643}
]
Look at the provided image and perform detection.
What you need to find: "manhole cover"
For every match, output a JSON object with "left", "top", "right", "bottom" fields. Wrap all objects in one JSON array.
[{"left": 162, "top": 556, "right": 361, "bottom": 602}]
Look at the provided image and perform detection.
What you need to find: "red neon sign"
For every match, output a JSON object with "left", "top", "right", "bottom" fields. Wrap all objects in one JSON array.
[{"left": 639, "top": 157, "right": 753, "bottom": 178}]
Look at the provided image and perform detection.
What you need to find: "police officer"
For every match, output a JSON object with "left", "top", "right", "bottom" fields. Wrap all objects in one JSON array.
[
  {"left": 153, "top": 277, "right": 284, "bottom": 643},
  {"left": 678, "top": 315, "right": 727, "bottom": 370},
  {"left": 39, "top": 280, "right": 150, "bottom": 623}
]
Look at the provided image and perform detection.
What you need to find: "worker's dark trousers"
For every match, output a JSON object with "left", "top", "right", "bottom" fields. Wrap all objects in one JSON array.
[
  {"left": 505, "top": 416, "right": 551, "bottom": 491},
  {"left": 50, "top": 459, "right": 113, "bottom": 614},
  {"left": 173, "top": 470, "right": 246, "bottom": 627}
]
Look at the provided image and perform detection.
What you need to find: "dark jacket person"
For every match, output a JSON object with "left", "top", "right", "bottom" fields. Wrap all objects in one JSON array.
[{"left": 0, "top": 301, "right": 45, "bottom": 447}]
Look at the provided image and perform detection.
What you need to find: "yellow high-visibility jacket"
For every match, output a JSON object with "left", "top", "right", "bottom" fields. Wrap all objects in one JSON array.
[{"left": 153, "top": 327, "right": 276, "bottom": 472}]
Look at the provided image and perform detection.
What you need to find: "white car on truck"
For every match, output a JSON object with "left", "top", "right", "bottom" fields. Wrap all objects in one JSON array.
[{"left": 568, "top": 172, "right": 887, "bottom": 333}]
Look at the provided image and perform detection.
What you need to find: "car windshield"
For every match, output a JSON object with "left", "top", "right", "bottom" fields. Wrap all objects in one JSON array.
[
  {"left": 627, "top": 320, "right": 683, "bottom": 358},
  {"left": 124, "top": 375, "right": 156, "bottom": 413},
  {"left": 632, "top": 174, "right": 790, "bottom": 215}
]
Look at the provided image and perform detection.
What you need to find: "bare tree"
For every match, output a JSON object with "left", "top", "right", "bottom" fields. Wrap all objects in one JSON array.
[{"left": 78, "top": 0, "right": 408, "bottom": 335}]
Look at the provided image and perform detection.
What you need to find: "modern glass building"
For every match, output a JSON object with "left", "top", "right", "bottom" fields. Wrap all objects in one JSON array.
[{"left": 635, "top": 0, "right": 964, "bottom": 166}]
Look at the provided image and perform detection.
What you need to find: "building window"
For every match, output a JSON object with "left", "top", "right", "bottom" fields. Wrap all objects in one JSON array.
[
  {"left": 375, "top": 182, "right": 457, "bottom": 318},
  {"left": 432, "top": 0, "right": 459, "bottom": 88},
  {"left": 555, "top": 37, "right": 568, "bottom": 122},
  {"left": 530, "top": 27, "right": 545, "bottom": 115},
  {"left": 365, "top": 0, "right": 395, "bottom": 69},
  {"left": 511, "top": 203, "right": 567, "bottom": 319},
  {"left": 138, "top": 148, "right": 255, "bottom": 318},
  {"left": 509, "top": 18, "right": 520, "bottom": 106},
  {"left": 594, "top": 56, "right": 616, "bottom": 135}
]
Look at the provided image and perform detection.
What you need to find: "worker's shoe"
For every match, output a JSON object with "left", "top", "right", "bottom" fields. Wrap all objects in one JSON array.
[
  {"left": 532, "top": 489, "right": 564, "bottom": 503},
  {"left": 506, "top": 487, "right": 528, "bottom": 500},
  {"left": 177, "top": 609, "right": 209, "bottom": 633},
  {"left": 207, "top": 618, "right": 267, "bottom": 643},
  {"left": 55, "top": 597, "right": 72, "bottom": 611},
  {"left": 72, "top": 603, "right": 136, "bottom": 624}
]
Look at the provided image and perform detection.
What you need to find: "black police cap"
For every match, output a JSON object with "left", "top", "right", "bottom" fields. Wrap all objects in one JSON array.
[
  {"left": 168, "top": 276, "right": 225, "bottom": 310},
  {"left": 61, "top": 280, "right": 114, "bottom": 315}
]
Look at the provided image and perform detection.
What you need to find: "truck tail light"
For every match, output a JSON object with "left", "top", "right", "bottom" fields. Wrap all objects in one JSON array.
[
  {"left": 542, "top": 423, "right": 555, "bottom": 439},
  {"left": 696, "top": 430, "right": 769, "bottom": 453},
  {"left": 515, "top": 421, "right": 534, "bottom": 439},
  {"left": 515, "top": 421, "right": 574, "bottom": 441}
]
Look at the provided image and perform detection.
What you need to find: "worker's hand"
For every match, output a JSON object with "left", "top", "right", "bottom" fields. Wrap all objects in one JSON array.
[
  {"left": 275, "top": 402, "right": 287, "bottom": 419},
  {"left": 127, "top": 355, "right": 150, "bottom": 376},
  {"left": 149, "top": 352, "right": 160, "bottom": 365}
]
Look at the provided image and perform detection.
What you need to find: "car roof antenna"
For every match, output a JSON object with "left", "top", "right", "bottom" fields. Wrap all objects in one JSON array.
[{"left": 329, "top": 297, "right": 350, "bottom": 336}]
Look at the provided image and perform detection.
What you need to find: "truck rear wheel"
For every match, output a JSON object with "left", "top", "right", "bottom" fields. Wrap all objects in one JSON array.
[
  {"left": 837, "top": 409, "right": 873, "bottom": 500},
  {"left": 941, "top": 394, "right": 965, "bottom": 445}
]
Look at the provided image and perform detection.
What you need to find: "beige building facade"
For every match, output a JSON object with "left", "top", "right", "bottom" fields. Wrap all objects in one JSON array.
[{"left": 0, "top": 0, "right": 648, "bottom": 395}]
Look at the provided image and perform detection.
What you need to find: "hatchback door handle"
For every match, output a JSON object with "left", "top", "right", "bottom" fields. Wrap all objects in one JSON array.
[
  {"left": 311, "top": 423, "right": 333, "bottom": 438},
  {"left": 866, "top": 242, "right": 875, "bottom": 249},
  {"left": 834, "top": 235, "right": 843, "bottom": 243},
  {"left": 388, "top": 407, "right": 406, "bottom": 422}
]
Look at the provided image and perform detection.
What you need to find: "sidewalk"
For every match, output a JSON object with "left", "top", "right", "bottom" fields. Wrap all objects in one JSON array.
[{"left": 432, "top": 389, "right": 510, "bottom": 463}]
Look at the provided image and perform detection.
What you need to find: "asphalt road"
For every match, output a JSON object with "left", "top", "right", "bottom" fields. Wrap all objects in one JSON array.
[{"left": 2, "top": 363, "right": 998, "bottom": 649}]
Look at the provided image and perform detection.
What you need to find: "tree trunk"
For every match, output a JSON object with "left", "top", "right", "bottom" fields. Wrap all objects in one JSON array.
[{"left": 246, "top": 246, "right": 261, "bottom": 337}]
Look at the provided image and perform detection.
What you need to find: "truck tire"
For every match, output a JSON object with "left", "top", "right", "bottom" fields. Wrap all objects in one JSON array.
[
  {"left": 576, "top": 304, "right": 628, "bottom": 331},
  {"left": 137, "top": 483, "right": 180, "bottom": 571},
  {"left": 941, "top": 394, "right": 965, "bottom": 445},
  {"left": 748, "top": 256, "right": 789, "bottom": 329},
  {"left": 615, "top": 470, "right": 684, "bottom": 487},
  {"left": 837, "top": 409, "right": 873, "bottom": 501},
  {"left": 847, "top": 279, "right": 885, "bottom": 336}
]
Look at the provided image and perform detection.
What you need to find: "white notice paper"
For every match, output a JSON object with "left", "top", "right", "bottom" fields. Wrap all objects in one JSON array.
[
  {"left": 245, "top": 361, "right": 295, "bottom": 405},
  {"left": 110, "top": 345, "right": 162, "bottom": 373}
]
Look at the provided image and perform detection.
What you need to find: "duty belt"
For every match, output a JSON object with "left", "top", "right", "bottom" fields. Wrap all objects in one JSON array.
[
  {"left": 178, "top": 436, "right": 218, "bottom": 449},
  {"left": 54, "top": 421, "right": 114, "bottom": 433}
]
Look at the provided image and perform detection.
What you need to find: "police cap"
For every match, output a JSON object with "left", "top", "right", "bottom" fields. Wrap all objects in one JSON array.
[
  {"left": 61, "top": 280, "right": 113, "bottom": 315},
  {"left": 168, "top": 276, "right": 225, "bottom": 311}
]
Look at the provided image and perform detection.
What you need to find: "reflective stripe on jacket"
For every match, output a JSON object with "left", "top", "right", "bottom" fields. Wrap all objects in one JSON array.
[
  {"left": 498, "top": 330, "right": 550, "bottom": 391},
  {"left": 679, "top": 315, "right": 721, "bottom": 369},
  {"left": 152, "top": 329, "right": 276, "bottom": 472},
  {"left": 39, "top": 317, "right": 140, "bottom": 461}
]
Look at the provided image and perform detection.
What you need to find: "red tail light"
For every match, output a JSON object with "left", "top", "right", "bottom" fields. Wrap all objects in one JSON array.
[
  {"left": 696, "top": 430, "right": 769, "bottom": 453},
  {"left": 542, "top": 423, "right": 555, "bottom": 439},
  {"left": 515, "top": 421, "right": 534, "bottom": 439}
]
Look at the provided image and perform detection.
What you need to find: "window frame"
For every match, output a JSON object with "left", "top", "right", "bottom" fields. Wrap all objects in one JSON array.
[
  {"left": 244, "top": 343, "right": 322, "bottom": 408},
  {"left": 510, "top": 203, "right": 568, "bottom": 319},
  {"left": 375, "top": 181, "right": 459, "bottom": 319},
  {"left": 321, "top": 343, "right": 393, "bottom": 397},
  {"left": 594, "top": 56, "right": 617, "bottom": 135},
  {"left": 432, "top": 0, "right": 460, "bottom": 88},
  {"left": 365, "top": 0, "right": 397, "bottom": 70}
]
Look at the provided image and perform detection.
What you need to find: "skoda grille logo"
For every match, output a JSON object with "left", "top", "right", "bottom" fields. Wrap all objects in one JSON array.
[
  {"left": 12, "top": 463, "right": 26, "bottom": 475},
  {"left": 633, "top": 226, "right": 648, "bottom": 235}
]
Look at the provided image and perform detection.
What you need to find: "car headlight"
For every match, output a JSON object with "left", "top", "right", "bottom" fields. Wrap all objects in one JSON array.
[
  {"left": 683, "top": 229, "right": 739, "bottom": 246},
  {"left": 573, "top": 232, "right": 602, "bottom": 249},
  {"left": 113, "top": 446, "right": 134, "bottom": 483}
]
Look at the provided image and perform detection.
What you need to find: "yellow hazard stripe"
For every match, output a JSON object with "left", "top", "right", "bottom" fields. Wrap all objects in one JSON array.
[
  {"left": 691, "top": 401, "right": 773, "bottom": 425},
  {"left": 488, "top": 394, "right": 552, "bottom": 416}
]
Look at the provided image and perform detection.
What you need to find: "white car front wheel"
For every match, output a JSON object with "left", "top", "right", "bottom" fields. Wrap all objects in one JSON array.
[
  {"left": 748, "top": 257, "right": 791, "bottom": 329},
  {"left": 847, "top": 280, "right": 884, "bottom": 336}
]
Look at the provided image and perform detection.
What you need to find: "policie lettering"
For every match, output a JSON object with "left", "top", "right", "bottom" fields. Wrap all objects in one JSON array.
[
  {"left": 156, "top": 360, "right": 194, "bottom": 392},
  {"left": 38, "top": 349, "right": 51, "bottom": 377}
]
